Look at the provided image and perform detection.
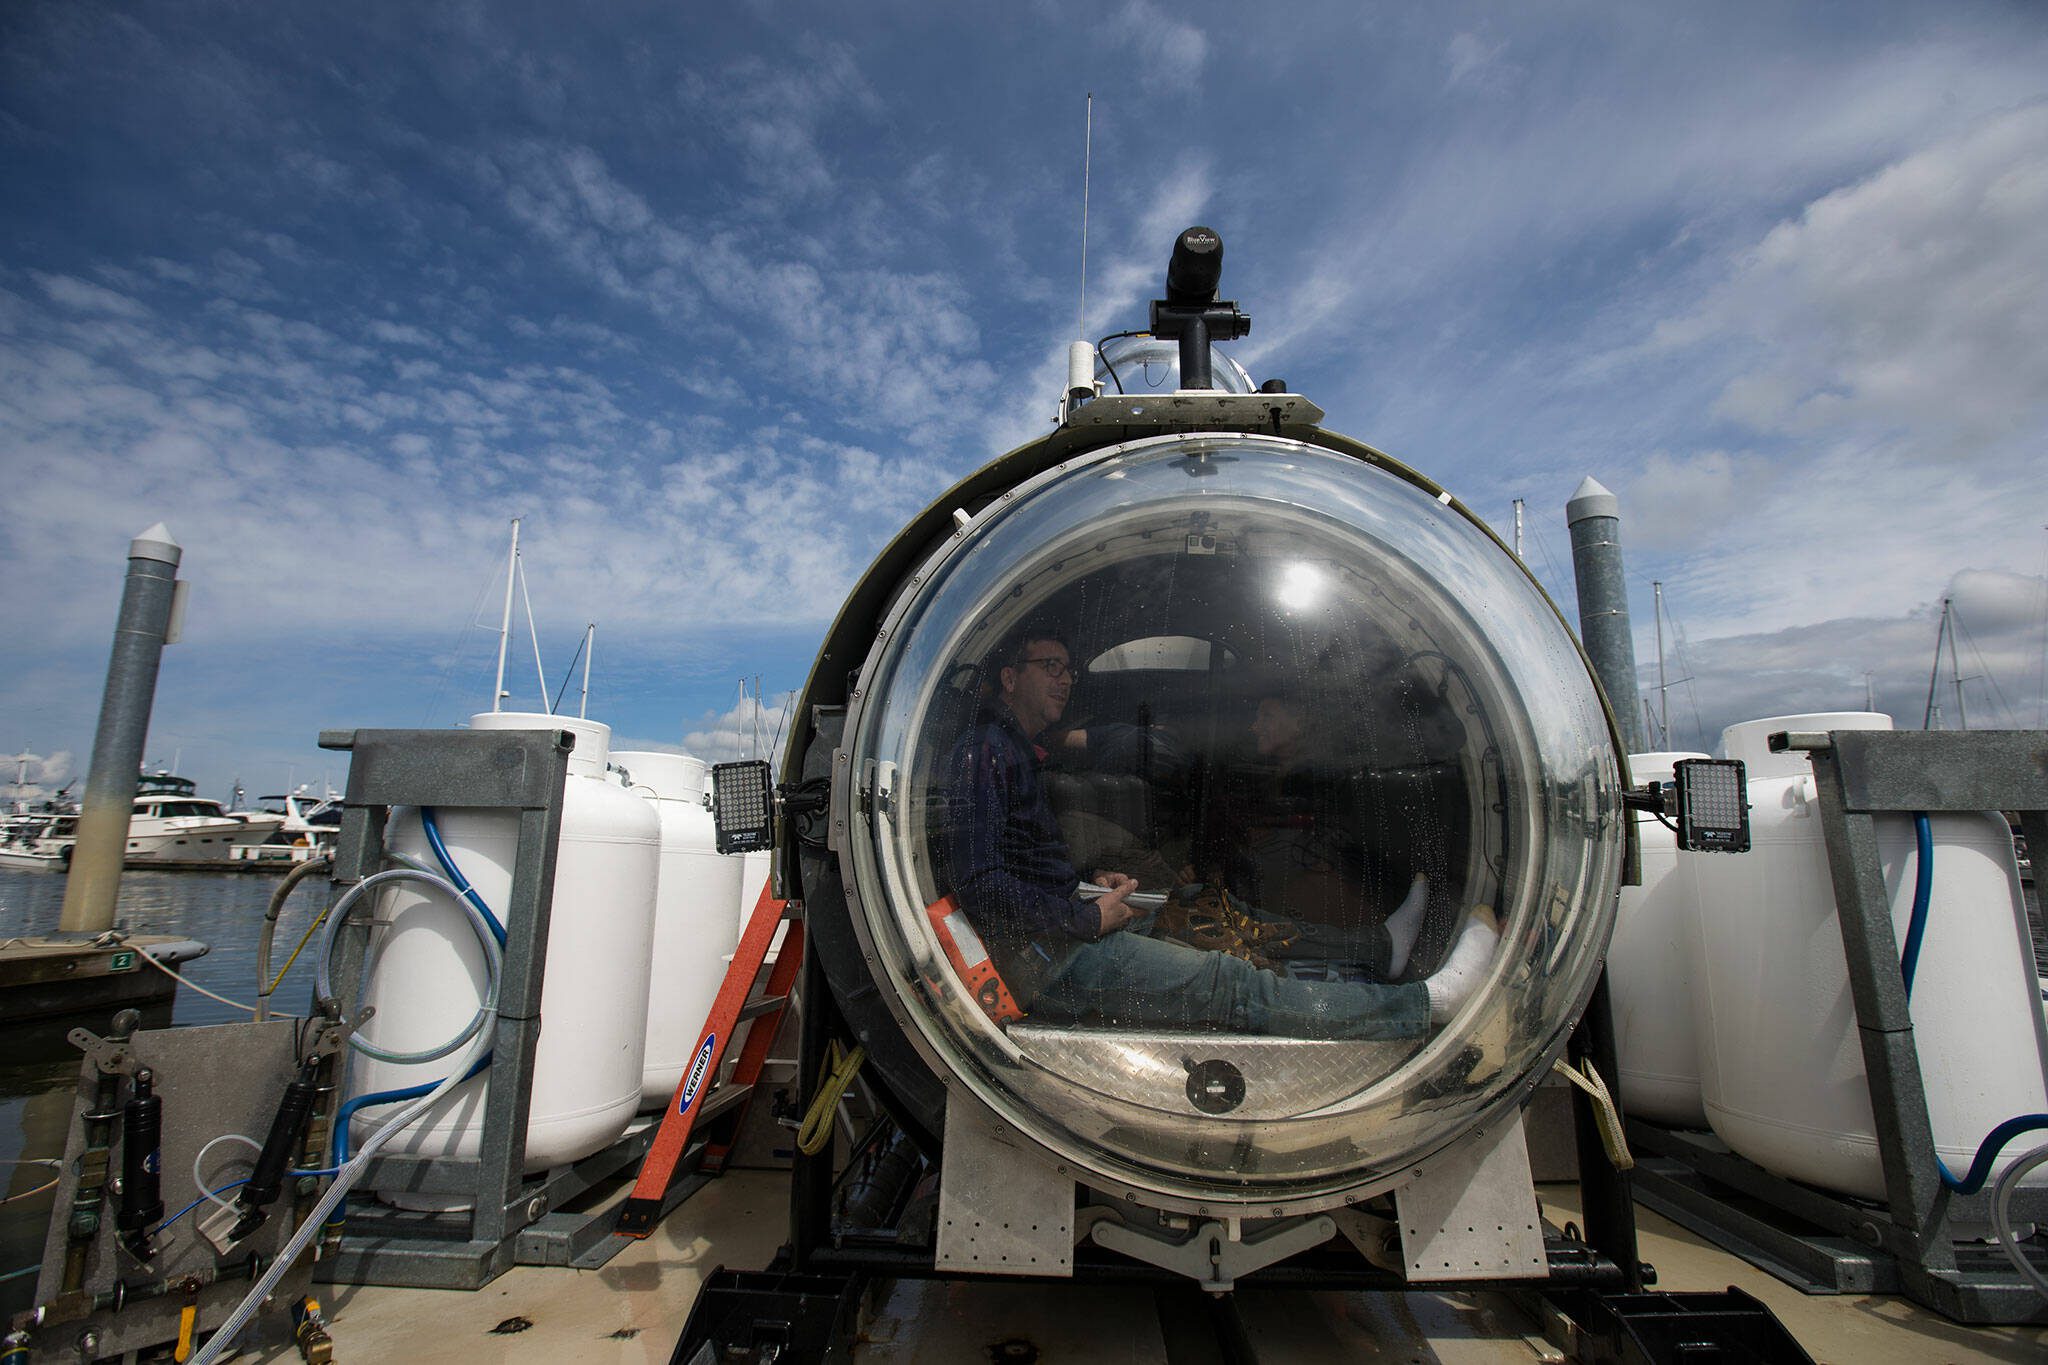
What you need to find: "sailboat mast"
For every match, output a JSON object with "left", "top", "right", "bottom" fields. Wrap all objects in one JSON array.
[
  {"left": 1923, "top": 598, "right": 1950, "bottom": 729},
  {"left": 580, "top": 624, "right": 595, "bottom": 720},
  {"left": 1653, "top": 581, "right": 1668, "bottom": 748},
  {"left": 516, "top": 552, "right": 550, "bottom": 713},
  {"left": 492, "top": 518, "right": 520, "bottom": 713},
  {"left": 1947, "top": 598, "right": 1969, "bottom": 730}
]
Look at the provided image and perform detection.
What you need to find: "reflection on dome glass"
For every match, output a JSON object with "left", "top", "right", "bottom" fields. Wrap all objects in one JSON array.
[{"left": 841, "top": 431, "right": 1620, "bottom": 1209}]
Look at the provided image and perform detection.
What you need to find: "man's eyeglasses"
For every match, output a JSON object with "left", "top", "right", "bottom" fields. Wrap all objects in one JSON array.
[{"left": 1017, "top": 656, "right": 1080, "bottom": 681}]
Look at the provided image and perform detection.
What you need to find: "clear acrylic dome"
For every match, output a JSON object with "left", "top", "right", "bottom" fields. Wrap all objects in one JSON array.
[
  {"left": 838, "top": 431, "right": 1622, "bottom": 1210},
  {"left": 1097, "top": 334, "right": 1255, "bottom": 394}
]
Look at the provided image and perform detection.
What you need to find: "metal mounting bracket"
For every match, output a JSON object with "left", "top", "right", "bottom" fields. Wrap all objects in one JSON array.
[
  {"left": 304, "top": 1013, "right": 366, "bottom": 1060},
  {"left": 934, "top": 1099, "right": 1075, "bottom": 1276},
  {"left": 1090, "top": 1212, "right": 1337, "bottom": 1293},
  {"left": 1394, "top": 1113, "right": 1547, "bottom": 1281},
  {"left": 67, "top": 1027, "right": 139, "bottom": 1078}
]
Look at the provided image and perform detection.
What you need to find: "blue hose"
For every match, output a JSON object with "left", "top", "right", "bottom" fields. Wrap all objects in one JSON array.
[
  {"left": 156, "top": 1179, "right": 248, "bottom": 1234},
  {"left": 1896, "top": 812, "right": 2048, "bottom": 1193},
  {"left": 332, "top": 1054, "right": 492, "bottom": 1165},
  {"left": 1898, "top": 813, "right": 1935, "bottom": 995},
  {"left": 420, "top": 806, "right": 508, "bottom": 944}
]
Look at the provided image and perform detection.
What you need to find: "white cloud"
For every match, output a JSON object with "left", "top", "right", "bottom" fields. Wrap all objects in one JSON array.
[
  {"left": 1104, "top": 1, "right": 1209, "bottom": 93},
  {"left": 0, "top": 256, "right": 958, "bottom": 674},
  {"left": 680, "top": 690, "right": 799, "bottom": 764},
  {"left": 1692, "top": 103, "right": 2048, "bottom": 444},
  {"left": 1250, "top": 28, "right": 2048, "bottom": 364},
  {"left": 33, "top": 272, "right": 151, "bottom": 318},
  {"left": 487, "top": 139, "right": 1000, "bottom": 447},
  {"left": 1443, "top": 32, "right": 1511, "bottom": 93},
  {"left": 699, "top": 40, "right": 878, "bottom": 185},
  {"left": 367, "top": 320, "right": 436, "bottom": 347},
  {"left": 2, "top": 750, "right": 75, "bottom": 800},
  {"left": 1616, "top": 450, "right": 1776, "bottom": 549}
]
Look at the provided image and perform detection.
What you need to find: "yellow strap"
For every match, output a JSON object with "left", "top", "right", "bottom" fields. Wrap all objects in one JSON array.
[
  {"left": 1551, "top": 1058, "right": 1634, "bottom": 1171},
  {"left": 796, "top": 1040, "right": 867, "bottom": 1156},
  {"left": 174, "top": 1302, "right": 197, "bottom": 1361}
]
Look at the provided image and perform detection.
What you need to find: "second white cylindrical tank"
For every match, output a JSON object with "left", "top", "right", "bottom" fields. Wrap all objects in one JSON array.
[
  {"left": 614, "top": 749, "right": 743, "bottom": 1105},
  {"left": 736, "top": 847, "right": 783, "bottom": 959},
  {"left": 1692, "top": 712, "right": 2048, "bottom": 1199},
  {"left": 1610, "top": 751, "right": 1711, "bottom": 1127},
  {"left": 352, "top": 712, "right": 661, "bottom": 1174}
]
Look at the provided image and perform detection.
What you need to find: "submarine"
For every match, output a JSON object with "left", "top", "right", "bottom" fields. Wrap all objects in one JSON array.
[{"left": 675, "top": 229, "right": 1776, "bottom": 1353}]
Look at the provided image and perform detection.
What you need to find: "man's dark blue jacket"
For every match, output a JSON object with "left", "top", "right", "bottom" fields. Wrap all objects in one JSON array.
[{"left": 944, "top": 703, "right": 1102, "bottom": 1002}]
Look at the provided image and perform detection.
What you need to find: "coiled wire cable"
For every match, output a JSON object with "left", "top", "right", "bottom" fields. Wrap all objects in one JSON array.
[
  {"left": 324, "top": 847, "right": 499, "bottom": 1165},
  {"left": 313, "top": 867, "right": 499, "bottom": 1066}
]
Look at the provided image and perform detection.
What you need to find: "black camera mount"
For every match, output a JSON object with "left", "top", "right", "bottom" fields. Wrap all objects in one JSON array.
[{"left": 1148, "top": 225, "right": 1250, "bottom": 391}]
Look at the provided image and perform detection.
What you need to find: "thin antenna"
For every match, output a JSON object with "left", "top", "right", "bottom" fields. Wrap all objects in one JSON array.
[
  {"left": 745, "top": 679, "right": 761, "bottom": 765},
  {"left": 1078, "top": 92, "right": 1093, "bottom": 339},
  {"left": 492, "top": 518, "right": 520, "bottom": 712},
  {"left": 1512, "top": 499, "right": 1525, "bottom": 559},
  {"left": 768, "top": 687, "right": 789, "bottom": 762},
  {"left": 580, "top": 623, "right": 595, "bottom": 720},
  {"left": 516, "top": 551, "right": 550, "bottom": 713}
]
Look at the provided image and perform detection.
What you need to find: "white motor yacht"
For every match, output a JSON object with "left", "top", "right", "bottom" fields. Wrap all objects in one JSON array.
[
  {"left": 0, "top": 808, "right": 76, "bottom": 869},
  {"left": 256, "top": 785, "right": 342, "bottom": 849},
  {"left": 120, "top": 773, "right": 286, "bottom": 859}
]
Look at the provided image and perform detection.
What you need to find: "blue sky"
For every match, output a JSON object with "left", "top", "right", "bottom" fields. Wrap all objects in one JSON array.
[{"left": 4, "top": 1, "right": 2047, "bottom": 802}]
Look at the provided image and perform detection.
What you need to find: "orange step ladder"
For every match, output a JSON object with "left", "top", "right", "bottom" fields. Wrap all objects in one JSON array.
[{"left": 615, "top": 881, "right": 801, "bottom": 1237}]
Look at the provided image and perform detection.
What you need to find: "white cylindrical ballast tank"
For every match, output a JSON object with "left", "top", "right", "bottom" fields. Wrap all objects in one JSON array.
[
  {"left": 614, "top": 750, "right": 743, "bottom": 1105},
  {"left": 1692, "top": 712, "right": 2048, "bottom": 1200},
  {"left": 353, "top": 712, "right": 661, "bottom": 1173},
  {"left": 736, "top": 847, "right": 781, "bottom": 957},
  {"left": 1610, "top": 752, "right": 1711, "bottom": 1128}
]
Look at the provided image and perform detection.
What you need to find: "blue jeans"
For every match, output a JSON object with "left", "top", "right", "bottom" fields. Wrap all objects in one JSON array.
[{"left": 1032, "top": 914, "right": 1428, "bottom": 1040}]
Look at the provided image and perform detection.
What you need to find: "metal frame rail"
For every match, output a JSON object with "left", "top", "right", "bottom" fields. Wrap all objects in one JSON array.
[
  {"left": 309, "top": 727, "right": 660, "bottom": 1290},
  {"left": 1630, "top": 727, "right": 2048, "bottom": 1324}
]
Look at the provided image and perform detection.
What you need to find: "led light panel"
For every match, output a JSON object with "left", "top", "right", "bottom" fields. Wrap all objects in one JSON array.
[
  {"left": 1674, "top": 758, "right": 1750, "bottom": 853},
  {"left": 711, "top": 759, "right": 774, "bottom": 854}
]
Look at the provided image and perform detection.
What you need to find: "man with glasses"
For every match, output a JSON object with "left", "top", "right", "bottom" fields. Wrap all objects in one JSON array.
[{"left": 945, "top": 623, "right": 1496, "bottom": 1038}]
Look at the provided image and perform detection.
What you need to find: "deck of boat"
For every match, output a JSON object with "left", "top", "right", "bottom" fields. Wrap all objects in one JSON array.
[{"left": 302, "top": 1174, "right": 2047, "bottom": 1363}]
